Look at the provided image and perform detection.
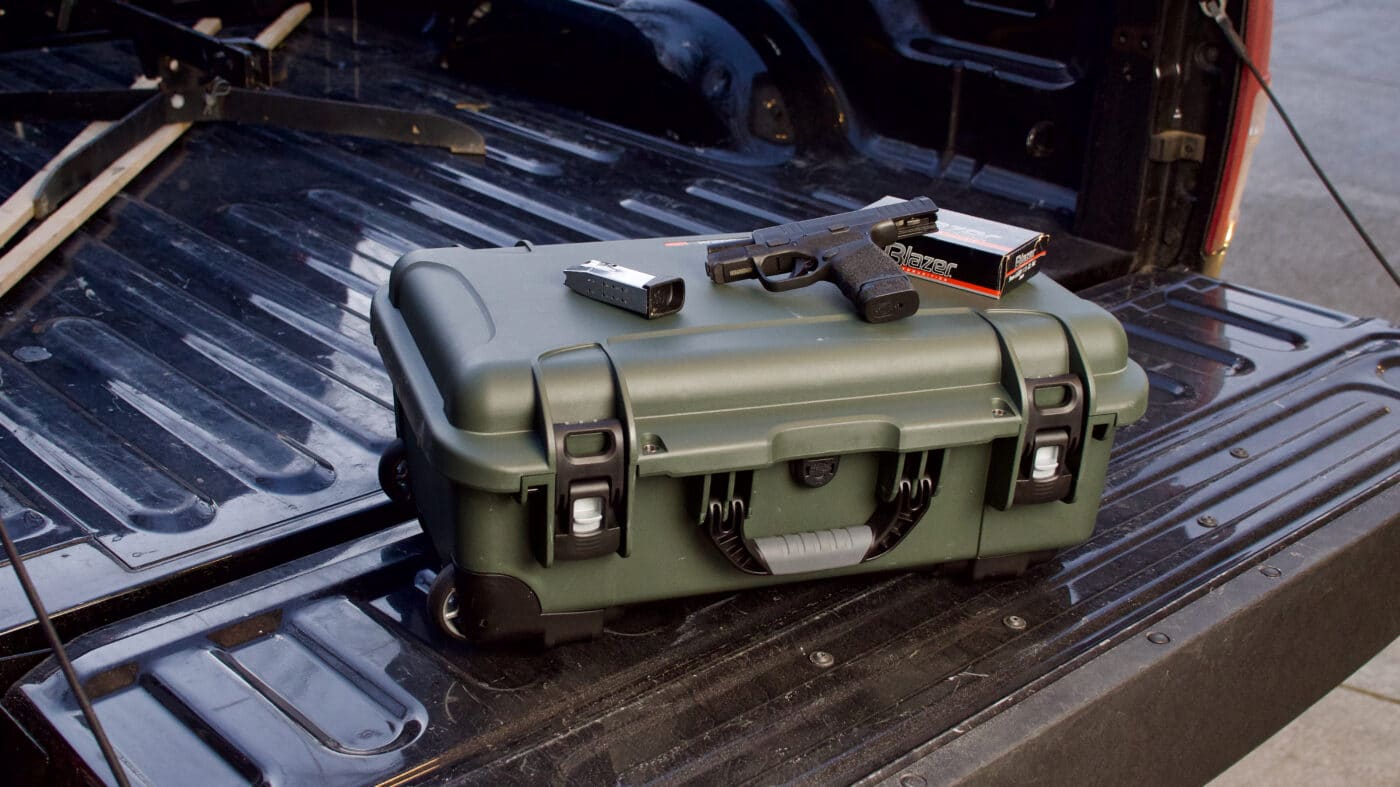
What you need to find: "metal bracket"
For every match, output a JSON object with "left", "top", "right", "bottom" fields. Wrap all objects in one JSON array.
[
  {"left": 59, "top": 1, "right": 272, "bottom": 87},
  {"left": 0, "top": 82, "right": 485, "bottom": 219},
  {"left": 1149, "top": 130, "right": 1206, "bottom": 163},
  {"left": 9, "top": 2, "right": 485, "bottom": 222}
]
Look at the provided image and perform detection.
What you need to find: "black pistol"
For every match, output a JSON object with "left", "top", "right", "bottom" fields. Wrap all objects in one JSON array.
[{"left": 704, "top": 196, "right": 939, "bottom": 323}]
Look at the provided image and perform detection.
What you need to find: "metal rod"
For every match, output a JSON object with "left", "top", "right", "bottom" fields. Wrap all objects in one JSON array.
[{"left": 0, "top": 515, "right": 130, "bottom": 787}]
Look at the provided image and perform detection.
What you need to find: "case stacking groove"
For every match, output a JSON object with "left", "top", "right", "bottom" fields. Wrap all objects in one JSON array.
[{"left": 370, "top": 234, "right": 1148, "bottom": 645}]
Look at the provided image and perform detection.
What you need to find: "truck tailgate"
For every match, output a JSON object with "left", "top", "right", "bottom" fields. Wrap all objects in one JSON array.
[{"left": 6, "top": 271, "right": 1397, "bottom": 785}]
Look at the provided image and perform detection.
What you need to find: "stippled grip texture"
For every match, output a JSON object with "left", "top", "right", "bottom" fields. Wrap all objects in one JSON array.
[{"left": 827, "top": 240, "right": 919, "bottom": 323}]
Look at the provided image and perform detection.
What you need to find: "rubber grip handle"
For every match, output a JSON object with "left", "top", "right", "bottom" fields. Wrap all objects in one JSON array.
[
  {"left": 826, "top": 240, "right": 919, "bottom": 323},
  {"left": 751, "top": 525, "right": 875, "bottom": 575}
]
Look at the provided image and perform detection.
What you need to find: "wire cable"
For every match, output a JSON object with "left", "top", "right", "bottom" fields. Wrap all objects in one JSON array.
[
  {"left": 1200, "top": 0, "right": 1400, "bottom": 288},
  {"left": 0, "top": 515, "right": 130, "bottom": 787}
]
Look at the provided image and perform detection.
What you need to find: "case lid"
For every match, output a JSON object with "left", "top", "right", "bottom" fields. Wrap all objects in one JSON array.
[{"left": 371, "top": 236, "right": 1146, "bottom": 492}]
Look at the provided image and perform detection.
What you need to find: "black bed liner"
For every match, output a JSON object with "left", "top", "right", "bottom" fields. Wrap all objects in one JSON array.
[
  {"left": 0, "top": 16, "right": 1123, "bottom": 675},
  {"left": 6, "top": 270, "right": 1396, "bottom": 784}
]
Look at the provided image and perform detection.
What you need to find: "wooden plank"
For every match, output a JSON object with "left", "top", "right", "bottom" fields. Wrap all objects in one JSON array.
[
  {"left": 0, "top": 18, "right": 223, "bottom": 251},
  {"left": 0, "top": 4, "right": 312, "bottom": 298},
  {"left": 256, "top": 2, "right": 312, "bottom": 49}
]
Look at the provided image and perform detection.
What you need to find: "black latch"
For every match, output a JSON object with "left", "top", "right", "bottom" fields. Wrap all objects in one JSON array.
[
  {"left": 553, "top": 420, "right": 626, "bottom": 561},
  {"left": 1014, "top": 374, "right": 1085, "bottom": 505},
  {"left": 790, "top": 455, "right": 840, "bottom": 488}
]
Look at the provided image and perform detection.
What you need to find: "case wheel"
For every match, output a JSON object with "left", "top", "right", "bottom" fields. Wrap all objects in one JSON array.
[
  {"left": 940, "top": 549, "right": 1059, "bottom": 581},
  {"left": 378, "top": 438, "right": 412, "bottom": 504},
  {"left": 428, "top": 566, "right": 466, "bottom": 640}
]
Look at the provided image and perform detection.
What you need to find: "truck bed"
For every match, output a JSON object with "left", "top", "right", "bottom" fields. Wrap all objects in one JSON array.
[
  {"left": 0, "top": 16, "right": 1121, "bottom": 680},
  {"left": 1, "top": 11, "right": 1398, "bottom": 786},
  {"left": 6, "top": 269, "right": 1398, "bottom": 784}
]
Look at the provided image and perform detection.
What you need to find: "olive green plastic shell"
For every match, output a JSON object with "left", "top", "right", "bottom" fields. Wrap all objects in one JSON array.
[{"left": 370, "top": 235, "right": 1148, "bottom": 614}]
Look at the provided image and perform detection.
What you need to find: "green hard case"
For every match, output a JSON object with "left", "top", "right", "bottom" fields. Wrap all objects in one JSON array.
[{"left": 370, "top": 235, "right": 1148, "bottom": 645}]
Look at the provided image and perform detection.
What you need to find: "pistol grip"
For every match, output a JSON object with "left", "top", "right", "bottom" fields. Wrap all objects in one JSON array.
[{"left": 827, "top": 240, "right": 919, "bottom": 323}]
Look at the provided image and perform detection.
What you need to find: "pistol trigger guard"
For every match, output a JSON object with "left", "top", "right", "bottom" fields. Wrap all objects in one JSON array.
[{"left": 753, "top": 255, "right": 828, "bottom": 292}]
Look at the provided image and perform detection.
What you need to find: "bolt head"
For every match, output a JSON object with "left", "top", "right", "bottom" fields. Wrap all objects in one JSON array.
[
  {"left": 1197, "top": 515, "right": 1218, "bottom": 528},
  {"left": 1230, "top": 447, "right": 1250, "bottom": 459},
  {"left": 1003, "top": 615, "right": 1028, "bottom": 631},
  {"left": 809, "top": 650, "right": 835, "bottom": 668},
  {"left": 1259, "top": 566, "right": 1282, "bottom": 578},
  {"left": 1147, "top": 632, "right": 1171, "bottom": 645}
]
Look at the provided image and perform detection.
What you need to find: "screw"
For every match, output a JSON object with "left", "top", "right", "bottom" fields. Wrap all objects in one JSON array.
[
  {"left": 1197, "top": 515, "right": 1218, "bottom": 528},
  {"left": 1003, "top": 615, "right": 1028, "bottom": 631},
  {"left": 1230, "top": 447, "right": 1250, "bottom": 459},
  {"left": 992, "top": 408, "right": 1008, "bottom": 417},
  {"left": 1147, "top": 632, "right": 1171, "bottom": 645},
  {"left": 900, "top": 775, "right": 928, "bottom": 787},
  {"left": 809, "top": 650, "right": 835, "bottom": 668},
  {"left": 169, "top": 93, "right": 186, "bottom": 110},
  {"left": 1259, "top": 566, "right": 1282, "bottom": 578},
  {"left": 642, "top": 443, "right": 659, "bottom": 454}
]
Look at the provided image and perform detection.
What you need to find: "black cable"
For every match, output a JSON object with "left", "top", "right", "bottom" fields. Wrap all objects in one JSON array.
[
  {"left": 1200, "top": 0, "right": 1400, "bottom": 289},
  {"left": 0, "top": 515, "right": 130, "bottom": 787}
]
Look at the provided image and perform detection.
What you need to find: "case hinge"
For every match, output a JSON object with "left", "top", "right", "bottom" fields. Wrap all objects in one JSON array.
[{"left": 1149, "top": 130, "right": 1206, "bottom": 163}]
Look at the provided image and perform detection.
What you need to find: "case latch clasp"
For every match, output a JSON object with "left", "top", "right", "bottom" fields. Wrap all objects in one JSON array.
[
  {"left": 553, "top": 419, "right": 626, "bottom": 561},
  {"left": 1014, "top": 374, "right": 1085, "bottom": 505}
]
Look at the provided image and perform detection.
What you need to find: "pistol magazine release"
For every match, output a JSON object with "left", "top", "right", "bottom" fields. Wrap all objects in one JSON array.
[{"left": 704, "top": 196, "right": 939, "bottom": 323}]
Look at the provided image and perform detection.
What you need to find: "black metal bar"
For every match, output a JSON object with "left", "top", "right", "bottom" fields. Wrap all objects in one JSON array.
[
  {"left": 105, "top": 1, "right": 270, "bottom": 87},
  {"left": 214, "top": 89, "right": 487, "bottom": 155},
  {"left": 0, "top": 89, "right": 155, "bottom": 123},
  {"left": 8, "top": 81, "right": 484, "bottom": 220},
  {"left": 32, "top": 92, "right": 170, "bottom": 218}
]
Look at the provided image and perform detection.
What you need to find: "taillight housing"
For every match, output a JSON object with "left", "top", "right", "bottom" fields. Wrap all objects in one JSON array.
[{"left": 1203, "top": 0, "right": 1273, "bottom": 272}]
